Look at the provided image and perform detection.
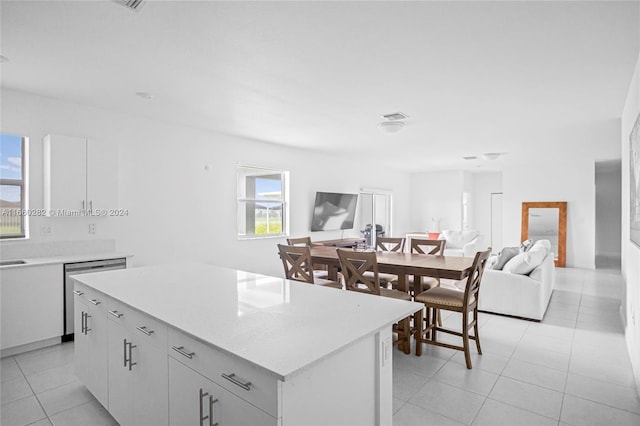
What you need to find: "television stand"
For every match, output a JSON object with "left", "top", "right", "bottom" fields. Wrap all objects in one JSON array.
[{"left": 312, "top": 238, "right": 366, "bottom": 249}]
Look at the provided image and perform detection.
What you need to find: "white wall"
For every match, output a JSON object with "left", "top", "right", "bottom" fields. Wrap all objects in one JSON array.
[
  {"left": 502, "top": 162, "right": 597, "bottom": 268},
  {"left": 409, "top": 171, "right": 464, "bottom": 232},
  {"left": 472, "top": 172, "right": 503, "bottom": 250},
  {"left": 409, "top": 166, "right": 600, "bottom": 268},
  {"left": 622, "top": 53, "right": 640, "bottom": 394},
  {"left": 0, "top": 89, "right": 412, "bottom": 277}
]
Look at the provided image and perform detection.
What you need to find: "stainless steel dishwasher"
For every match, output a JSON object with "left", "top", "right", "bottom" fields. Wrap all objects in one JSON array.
[{"left": 63, "top": 258, "right": 127, "bottom": 340}]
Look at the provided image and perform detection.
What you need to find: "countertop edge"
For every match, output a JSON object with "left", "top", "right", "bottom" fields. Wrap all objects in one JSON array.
[{"left": 0, "top": 252, "right": 134, "bottom": 269}]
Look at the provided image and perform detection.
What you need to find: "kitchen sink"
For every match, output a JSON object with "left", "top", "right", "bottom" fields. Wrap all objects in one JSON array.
[{"left": 0, "top": 259, "right": 27, "bottom": 266}]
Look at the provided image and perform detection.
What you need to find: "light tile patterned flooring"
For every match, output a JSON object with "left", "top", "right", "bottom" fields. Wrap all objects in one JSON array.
[
  {"left": 0, "top": 267, "right": 638, "bottom": 425},
  {"left": 393, "top": 267, "right": 640, "bottom": 425}
]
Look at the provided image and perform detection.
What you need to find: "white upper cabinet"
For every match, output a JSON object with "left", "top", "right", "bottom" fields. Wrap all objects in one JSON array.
[
  {"left": 44, "top": 134, "right": 117, "bottom": 214},
  {"left": 86, "top": 138, "right": 118, "bottom": 211}
]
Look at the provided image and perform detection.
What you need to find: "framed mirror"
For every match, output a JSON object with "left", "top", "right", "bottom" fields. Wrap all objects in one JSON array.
[{"left": 521, "top": 201, "right": 567, "bottom": 267}]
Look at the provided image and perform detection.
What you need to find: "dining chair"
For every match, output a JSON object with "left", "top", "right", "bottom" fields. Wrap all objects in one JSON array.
[
  {"left": 413, "top": 248, "right": 492, "bottom": 368},
  {"left": 277, "top": 244, "right": 342, "bottom": 289},
  {"left": 336, "top": 248, "right": 412, "bottom": 354},
  {"left": 286, "top": 236, "right": 329, "bottom": 280},
  {"left": 375, "top": 237, "right": 405, "bottom": 252},
  {"left": 286, "top": 236, "right": 313, "bottom": 246},
  {"left": 363, "top": 237, "right": 406, "bottom": 288},
  {"left": 392, "top": 238, "right": 446, "bottom": 296}
]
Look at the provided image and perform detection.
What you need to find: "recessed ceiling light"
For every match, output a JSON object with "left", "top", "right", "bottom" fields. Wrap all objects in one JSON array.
[
  {"left": 378, "top": 121, "right": 405, "bottom": 133},
  {"left": 0, "top": 55, "right": 9, "bottom": 63},
  {"left": 135, "top": 92, "right": 153, "bottom": 100},
  {"left": 381, "top": 112, "right": 409, "bottom": 121}
]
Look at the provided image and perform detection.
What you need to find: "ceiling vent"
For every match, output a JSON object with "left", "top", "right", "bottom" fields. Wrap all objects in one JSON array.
[
  {"left": 381, "top": 112, "right": 409, "bottom": 121},
  {"left": 116, "top": 0, "right": 145, "bottom": 12}
]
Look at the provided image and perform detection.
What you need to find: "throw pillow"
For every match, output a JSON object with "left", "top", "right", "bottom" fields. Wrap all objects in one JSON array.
[
  {"left": 491, "top": 246, "right": 519, "bottom": 270},
  {"left": 530, "top": 239, "right": 551, "bottom": 253},
  {"left": 503, "top": 245, "right": 548, "bottom": 275}
]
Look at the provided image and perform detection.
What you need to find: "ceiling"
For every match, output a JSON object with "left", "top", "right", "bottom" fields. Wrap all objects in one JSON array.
[{"left": 1, "top": 0, "right": 639, "bottom": 172}]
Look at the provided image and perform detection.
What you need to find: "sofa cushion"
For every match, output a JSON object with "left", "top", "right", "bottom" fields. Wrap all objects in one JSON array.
[
  {"left": 491, "top": 247, "right": 519, "bottom": 270},
  {"left": 503, "top": 245, "right": 548, "bottom": 275}
]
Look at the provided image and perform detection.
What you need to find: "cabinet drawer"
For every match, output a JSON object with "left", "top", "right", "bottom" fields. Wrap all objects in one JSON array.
[
  {"left": 167, "top": 328, "right": 278, "bottom": 417},
  {"left": 107, "top": 299, "right": 167, "bottom": 350},
  {"left": 73, "top": 282, "right": 106, "bottom": 313}
]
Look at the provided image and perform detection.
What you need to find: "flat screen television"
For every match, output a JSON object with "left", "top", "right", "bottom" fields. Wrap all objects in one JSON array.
[{"left": 311, "top": 192, "right": 358, "bottom": 231}]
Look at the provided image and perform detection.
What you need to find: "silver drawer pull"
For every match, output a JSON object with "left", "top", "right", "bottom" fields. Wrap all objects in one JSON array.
[
  {"left": 136, "top": 326, "right": 154, "bottom": 336},
  {"left": 108, "top": 310, "right": 123, "bottom": 318},
  {"left": 171, "top": 345, "right": 195, "bottom": 359},
  {"left": 221, "top": 373, "right": 252, "bottom": 391},
  {"left": 88, "top": 299, "right": 101, "bottom": 305},
  {"left": 73, "top": 290, "right": 84, "bottom": 296}
]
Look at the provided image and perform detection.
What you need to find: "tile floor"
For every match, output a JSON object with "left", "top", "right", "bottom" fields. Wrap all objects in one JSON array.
[
  {"left": 1, "top": 267, "right": 638, "bottom": 425},
  {"left": 393, "top": 267, "right": 640, "bottom": 425}
]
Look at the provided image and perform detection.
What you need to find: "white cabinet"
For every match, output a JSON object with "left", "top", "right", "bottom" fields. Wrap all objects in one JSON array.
[
  {"left": 106, "top": 300, "right": 169, "bottom": 426},
  {"left": 107, "top": 319, "right": 134, "bottom": 423},
  {"left": 44, "top": 134, "right": 117, "bottom": 213},
  {"left": 167, "top": 328, "right": 278, "bottom": 418},
  {"left": 0, "top": 264, "right": 63, "bottom": 351},
  {"left": 71, "top": 262, "right": 412, "bottom": 426},
  {"left": 169, "top": 357, "right": 275, "bottom": 426},
  {"left": 73, "top": 283, "right": 108, "bottom": 407}
]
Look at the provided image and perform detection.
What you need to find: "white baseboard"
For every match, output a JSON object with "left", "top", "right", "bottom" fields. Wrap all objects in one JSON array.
[{"left": 1, "top": 337, "right": 61, "bottom": 358}]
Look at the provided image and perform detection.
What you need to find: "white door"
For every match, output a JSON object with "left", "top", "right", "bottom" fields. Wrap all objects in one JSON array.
[
  {"left": 73, "top": 297, "right": 89, "bottom": 386},
  {"left": 134, "top": 338, "right": 169, "bottom": 426},
  {"left": 168, "top": 358, "right": 274, "bottom": 426},
  {"left": 359, "top": 189, "right": 393, "bottom": 247},
  {"left": 86, "top": 300, "right": 109, "bottom": 408},
  {"left": 490, "top": 193, "right": 503, "bottom": 253},
  {"left": 108, "top": 320, "right": 135, "bottom": 425},
  {"left": 169, "top": 357, "right": 220, "bottom": 426}
]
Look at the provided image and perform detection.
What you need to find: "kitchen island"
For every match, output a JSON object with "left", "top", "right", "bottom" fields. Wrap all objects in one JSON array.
[{"left": 71, "top": 262, "right": 422, "bottom": 425}]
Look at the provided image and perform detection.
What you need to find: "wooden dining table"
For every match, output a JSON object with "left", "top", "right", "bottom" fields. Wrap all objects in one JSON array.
[{"left": 309, "top": 245, "right": 475, "bottom": 293}]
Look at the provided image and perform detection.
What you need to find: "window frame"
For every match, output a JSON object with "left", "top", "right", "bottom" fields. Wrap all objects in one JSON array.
[
  {"left": 0, "top": 135, "right": 28, "bottom": 240},
  {"left": 237, "top": 164, "right": 289, "bottom": 240}
]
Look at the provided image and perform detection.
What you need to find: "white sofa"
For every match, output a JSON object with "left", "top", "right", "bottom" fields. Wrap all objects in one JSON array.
[
  {"left": 438, "top": 230, "right": 485, "bottom": 257},
  {"left": 479, "top": 241, "right": 556, "bottom": 321}
]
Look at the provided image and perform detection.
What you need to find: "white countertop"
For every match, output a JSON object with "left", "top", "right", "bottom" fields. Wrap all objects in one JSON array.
[
  {"left": 0, "top": 252, "right": 133, "bottom": 269},
  {"left": 72, "top": 263, "right": 423, "bottom": 381}
]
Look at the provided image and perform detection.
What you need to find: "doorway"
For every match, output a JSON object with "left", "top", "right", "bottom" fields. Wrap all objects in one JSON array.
[
  {"left": 490, "top": 192, "right": 503, "bottom": 254},
  {"left": 595, "top": 160, "right": 621, "bottom": 269},
  {"left": 359, "top": 189, "right": 393, "bottom": 248}
]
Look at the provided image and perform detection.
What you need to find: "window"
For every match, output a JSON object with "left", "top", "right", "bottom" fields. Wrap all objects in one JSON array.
[
  {"left": 237, "top": 165, "right": 289, "bottom": 239},
  {"left": 0, "top": 134, "right": 28, "bottom": 239}
]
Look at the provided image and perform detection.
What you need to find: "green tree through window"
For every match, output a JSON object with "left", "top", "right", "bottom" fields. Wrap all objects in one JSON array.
[{"left": 237, "top": 165, "right": 289, "bottom": 238}]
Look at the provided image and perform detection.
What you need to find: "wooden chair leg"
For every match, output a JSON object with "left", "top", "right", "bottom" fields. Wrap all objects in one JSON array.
[
  {"left": 430, "top": 307, "right": 438, "bottom": 343},
  {"left": 474, "top": 308, "right": 482, "bottom": 355},
  {"left": 462, "top": 313, "right": 472, "bottom": 369},
  {"left": 437, "top": 309, "right": 442, "bottom": 327}
]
